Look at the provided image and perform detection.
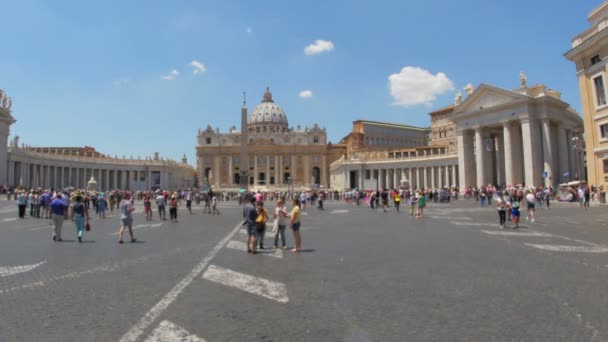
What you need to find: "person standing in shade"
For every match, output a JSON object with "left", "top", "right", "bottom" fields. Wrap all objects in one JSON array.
[
  {"left": 496, "top": 193, "right": 507, "bottom": 229},
  {"left": 17, "top": 190, "right": 27, "bottom": 219},
  {"left": 273, "top": 198, "right": 289, "bottom": 249},
  {"left": 71, "top": 192, "right": 89, "bottom": 243},
  {"left": 256, "top": 201, "right": 269, "bottom": 250},
  {"left": 169, "top": 194, "right": 178, "bottom": 223},
  {"left": 243, "top": 197, "right": 258, "bottom": 254},
  {"left": 290, "top": 198, "right": 302, "bottom": 252},
  {"left": 50, "top": 193, "right": 68, "bottom": 241},
  {"left": 156, "top": 192, "right": 166, "bottom": 221},
  {"left": 117, "top": 193, "right": 136, "bottom": 244}
]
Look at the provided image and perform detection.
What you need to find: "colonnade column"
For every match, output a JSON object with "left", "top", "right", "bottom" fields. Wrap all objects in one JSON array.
[
  {"left": 423, "top": 167, "right": 428, "bottom": 189},
  {"left": 457, "top": 130, "right": 474, "bottom": 190},
  {"left": 254, "top": 156, "right": 258, "bottom": 187},
  {"left": 521, "top": 118, "right": 543, "bottom": 187},
  {"left": 557, "top": 124, "right": 570, "bottom": 184},
  {"left": 475, "top": 127, "right": 485, "bottom": 187},
  {"left": 408, "top": 168, "right": 412, "bottom": 186},
  {"left": 541, "top": 118, "right": 554, "bottom": 187},
  {"left": 503, "top": 122, "right": 514, "bottom": 186},
  {"left": 266, "top": 155, "right": 271, "bottom": 187},
  {"left": 431, "top": 166, "right": 435, "bottom": 189},
  {"left": 566, "top": 130, "right": 575, "bottom": 179},
  {"left": 444, "top": 165, "right": 449, "bottom": 188}
]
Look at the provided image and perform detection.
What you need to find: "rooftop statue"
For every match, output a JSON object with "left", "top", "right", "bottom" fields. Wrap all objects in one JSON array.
[{"left": 520, "top": 71, "right": 527, "bottom": 88}]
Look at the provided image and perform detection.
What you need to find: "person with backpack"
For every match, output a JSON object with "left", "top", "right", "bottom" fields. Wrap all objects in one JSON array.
[{"left": 243, "top": 198, "right": 258, "bottom": 254}]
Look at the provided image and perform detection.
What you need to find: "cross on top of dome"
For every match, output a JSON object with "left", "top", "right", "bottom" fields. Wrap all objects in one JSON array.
[{"left": 262, "top": 86, "right": 274, "bottom": 103}]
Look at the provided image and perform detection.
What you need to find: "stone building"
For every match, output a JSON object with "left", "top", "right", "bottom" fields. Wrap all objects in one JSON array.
[
  {"left": 0, "top": 89, "right": 195, "bottom": 191},
  {"left": 456, "top": 82, "right": 583, "bottom": 189},
  {"left": 330, "top": 78, "right": 583, "bottom": 191},
  {"left": 565, "top": 0, "right": 608, "bottom": 187},
  {"left": 196, "top": 87, "right": 343, "bottom": 191}
]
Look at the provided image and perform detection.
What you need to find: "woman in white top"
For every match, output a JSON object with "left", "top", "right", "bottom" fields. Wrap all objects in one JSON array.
[{"left": 273, "top": 198, "right": 289, "bottom": 249}]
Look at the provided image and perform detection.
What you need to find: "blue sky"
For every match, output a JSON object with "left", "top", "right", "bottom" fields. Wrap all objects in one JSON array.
[{"left": 0, "top": 0, "right": 598, "bottom": 165}]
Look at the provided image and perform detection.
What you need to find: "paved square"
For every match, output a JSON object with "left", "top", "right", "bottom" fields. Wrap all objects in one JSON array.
[{"left": 0, "top": 199, "right": 607, "bottom": 341}]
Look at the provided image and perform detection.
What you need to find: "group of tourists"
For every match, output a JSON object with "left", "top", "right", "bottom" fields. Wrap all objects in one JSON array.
[{"left": 242, "top": 195, "right": 302, "bottom": 254}]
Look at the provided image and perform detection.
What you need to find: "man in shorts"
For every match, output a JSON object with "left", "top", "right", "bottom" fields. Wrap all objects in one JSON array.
[
  {"left": 243, "top": 198, "right": 258, "bottom": 253},
  {"left": 525, "top": 191, "right": 536, "bottom": 222}
]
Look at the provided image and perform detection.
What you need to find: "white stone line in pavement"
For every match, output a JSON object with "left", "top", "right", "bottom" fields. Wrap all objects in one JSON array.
[
  {"left": 330, "top": 209, "right": 349, "bottom": 214},
  {"left": 145, "top": 320, "right": 206, "bottom": 342},
  {"left": 524, "top": 244, "right": 608, "bottom": 253},
  {"left": 0, "top": 261, "right": 46, "bottom": 277},
  {"left": 2, "top": 217, "right": 18, "bottom": 222},
  {"left": 481, "top": 230, "right": 550, "bottom": 237},
  {"left": 226, "top": 240, "right": 283, "bottom": 258},
  {"left": 110, "top": 223, "right": 163, "bottom": 236},
  {"left": 450, "top": 221, "right": 499, "bottom": 227},
  {"left": 202, "top": 264, "right": 289, "bottom": 303},
  {"left": 119, "top": 222, "right": 243, "bottom": 342}
]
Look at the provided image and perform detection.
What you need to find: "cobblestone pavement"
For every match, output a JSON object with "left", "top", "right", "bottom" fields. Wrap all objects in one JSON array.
[{"left": 0, "top": 199, "right": 607, "bottom": 341}]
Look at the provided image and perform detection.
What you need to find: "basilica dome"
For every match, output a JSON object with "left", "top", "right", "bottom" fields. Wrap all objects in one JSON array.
[{"left": 248, "top": 87, "right": 289, "bottom": 129}]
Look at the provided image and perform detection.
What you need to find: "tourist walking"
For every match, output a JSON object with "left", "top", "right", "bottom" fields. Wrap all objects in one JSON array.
[
  {"left": 497, "top": 193, "right": 507, "bottom": 229},
  {"left": 256, "top": 201, "right": 269, "bottom": 250},
  {"left": 525, "top": 190, "right": 536, "bottom": 222},
  {"left": 50, "top": 193, "right": 68, "bottom": 241},
  {"left": 185, "top": 189, "right": 193, "bottom": 215},
  {"left": 117, "top": 193, "right": 136, "bottom": 244},
  {"left": 510, "top": 193, "right": 522, "bottom": 229},
  {"left": 71, "top": 192, "right": 89, "bottom": 243},
  {"left": 144, "top": 195, "right": 152, "bottom": 221},
  {"left": 381, "top": 189, "right": 389, "bottom": 212},
  {"left": 169, "top": 194, "right": 178, "bottom": 222},
  {"left": 156, "top": 192, "right": 166, "bottom": 220},
  {"left": 273, "top": 198, "right": 289, "bottom": 249},
  {"left": 17, "top": 190, "right": 27, "bottom": 219},
  {"left": 212, "top": 194, "right": 220, "bottom": 215},
  {"left": 409, "top": 193, "right": 417, "bottom": 218},
  {"left": 393, "top": 190, "right": 401, "bottom": 212},
  {"left": 203, "top": 193, "right": 212, "bottom": 214},
  {"left": 290, "top": 198, "right": 302, "bottom": 252},
  {"left": 417, "top": 191, "right": 426, "bottom": 219},
  {"left": 97, "top": 194, "right": 107, "bottom": 219},
  {"left": 243, "top": 198, "right": 258, "bottom": 254}
]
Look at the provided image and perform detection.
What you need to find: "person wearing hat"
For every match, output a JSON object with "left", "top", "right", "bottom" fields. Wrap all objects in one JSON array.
[{"left": 169, "top": 194, "right": 179, "bottom": 222}]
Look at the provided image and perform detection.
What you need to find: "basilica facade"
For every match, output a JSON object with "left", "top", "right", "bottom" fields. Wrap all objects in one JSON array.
[{"left": 196, "top": 88, "right": 343, "bottom": 191}]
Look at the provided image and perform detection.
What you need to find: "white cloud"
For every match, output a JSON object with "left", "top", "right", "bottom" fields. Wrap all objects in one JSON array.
[
  {"left": 190, "top": 60, "right": 207, "bottom": 75},
  {"left": 304, "top": 39, "right": 334, "bottom": 56},
  {"left": 113, "top": 77, "right": 130, "bottom": 86},
  {"left": 388, "top": 66, "right": 454, "bottom": 107},
  {"left": 299, "top": 90, "right": 313, "bottom": 98},
  {"left": 162, "top": 69, "right": 180, "bottom": 81}
]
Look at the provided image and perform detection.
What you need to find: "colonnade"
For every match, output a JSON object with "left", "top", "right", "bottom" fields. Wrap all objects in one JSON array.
[
  {"left": 340, "top": 163, "right": 459, "bottom": 190},
  {"left": 457, "top": 118, "right": 580, "bottom": 188},
  {"left": 6, "top": 161, "right": 153, "bottom": 190}
]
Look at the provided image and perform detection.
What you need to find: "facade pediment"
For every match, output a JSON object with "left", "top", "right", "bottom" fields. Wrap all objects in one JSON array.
[{"left": 454, "top": 84, "right": 528, "bottom": 115}]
